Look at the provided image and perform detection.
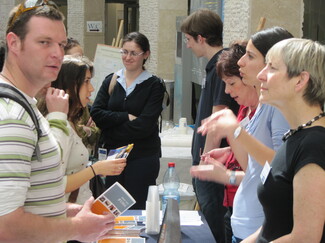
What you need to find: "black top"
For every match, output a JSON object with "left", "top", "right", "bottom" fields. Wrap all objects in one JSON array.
[
  {"left": 257, "top": 126, "right": 325, "bottom": 242},
  {"left": 90, "top": 73, "right": 165, "bottom": 159},
  {"left": 191, "top": 50, "right": 239, "bottom": 165}
]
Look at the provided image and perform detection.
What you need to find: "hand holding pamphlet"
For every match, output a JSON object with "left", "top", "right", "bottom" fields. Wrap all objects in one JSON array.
[
  {"left": 91, "top": 182, "right": 136, "bottom": 217},
  {"left": 93, "top": 188, "right": 146, "bottom": 242},
  {"left": 106, "top": 144, "right": 134, "bottom": 160},
  {"left": 98, "top": 144, "right": 134, "bottom": 161}
]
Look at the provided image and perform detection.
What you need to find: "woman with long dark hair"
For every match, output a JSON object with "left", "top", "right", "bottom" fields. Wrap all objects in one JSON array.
[{"left": 45, "top": 55, "right": 126, "bottom": 205}]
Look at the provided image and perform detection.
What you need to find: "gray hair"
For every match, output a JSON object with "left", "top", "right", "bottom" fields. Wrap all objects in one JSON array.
[{"left": 267, "top": 38, "right": 325, "bottom": 108}]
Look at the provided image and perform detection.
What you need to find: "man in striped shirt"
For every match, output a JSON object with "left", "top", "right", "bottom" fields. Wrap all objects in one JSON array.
[{"left": 0, "top": 1, "right": 114, "bottom": 242}]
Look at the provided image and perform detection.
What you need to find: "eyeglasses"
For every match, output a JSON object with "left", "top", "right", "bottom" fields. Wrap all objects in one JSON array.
[
  {"left": 120, "top": 49, "right": 144, "bottom": 57},
  {"left": 8, "top": 0, "right": 58, "bottom": 30}
]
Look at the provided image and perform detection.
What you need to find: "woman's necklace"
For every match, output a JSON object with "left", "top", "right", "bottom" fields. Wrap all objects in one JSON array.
[{"left": 282, "top": 112, "right": 325, "bottom": 141}]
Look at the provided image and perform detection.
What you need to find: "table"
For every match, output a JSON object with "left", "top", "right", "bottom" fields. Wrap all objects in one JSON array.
[{"left": 125, "top": 210, "right": 216, "bottom": 243}]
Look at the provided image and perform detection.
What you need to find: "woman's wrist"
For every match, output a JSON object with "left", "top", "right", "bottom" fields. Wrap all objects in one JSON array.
[
  {"left": 228, "top": 123, "right": 241, "bottom": 140},
  {"left": 89, "top": 165, "right": 96, "bottom": 177},
  {"left": 228, "top": 170, "right": 236, "bottom": 185}
]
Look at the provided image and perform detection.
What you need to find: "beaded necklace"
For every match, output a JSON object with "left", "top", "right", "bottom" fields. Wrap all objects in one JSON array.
[{"left": 282, "top": 112, "right": 325, "bottom": 141}]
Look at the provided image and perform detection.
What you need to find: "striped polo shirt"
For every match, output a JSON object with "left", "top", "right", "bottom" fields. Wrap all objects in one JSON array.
[{"left": 0, "top": 83, "right": 66, "bottom": 217}]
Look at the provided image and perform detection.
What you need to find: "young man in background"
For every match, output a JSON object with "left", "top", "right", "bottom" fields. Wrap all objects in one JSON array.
[{"left": 181, "top": 9, "right": 239, "bottom": 243}]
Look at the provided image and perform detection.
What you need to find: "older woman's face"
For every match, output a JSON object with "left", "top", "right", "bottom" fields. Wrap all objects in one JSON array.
[
  {"left": 257, "top": 53, "right": 293, "bottom": 108},
  {"left": 237, "top": 40, "right": 266, "bottom": 88},
  {"left": 223, "top": 75, "right": 259, "bottom": 108}
]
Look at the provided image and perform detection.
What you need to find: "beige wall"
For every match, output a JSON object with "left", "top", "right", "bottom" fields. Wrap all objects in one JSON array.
[
  {"left": 105, "top": 3, "right": 124, "bottom": 46},
  {"left": 223, "top": 0, "right": 251, "bottom": 46},
  {"left": 139, "top": 0, "right": 187, "bottom": 80},
  {"left": 157, "top": 0, "right": 188, "bottom": 80},
  {"left": 67, "top": 0, "right": 105, "bottom": 60},
  {"left": 67, "top": 0, "right": 85, "bottom": 50},
  {"left": 83, "top": 0, "right": 105, "bottom": 60},
  {"left": 250, "top": 0, "right": 303, "bottom": 38},
  {"left": 223, "top": 0, "right": 304, "bottom": 47},
  {"left": 0, "top": 0, "right": 20, "bottom": 39}
]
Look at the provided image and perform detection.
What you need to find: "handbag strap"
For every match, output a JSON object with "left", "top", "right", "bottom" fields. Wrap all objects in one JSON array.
[{"left": 108, "top": 73, "right": 118, "bottom": 95}]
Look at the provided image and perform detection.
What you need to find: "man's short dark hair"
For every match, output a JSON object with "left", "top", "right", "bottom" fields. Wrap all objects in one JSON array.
[
  {"left": 181, "top": 8, "right": 223, "bottom": 46},
  {"left": 6, "top": 4, "right": 65, "bottom": 42}
]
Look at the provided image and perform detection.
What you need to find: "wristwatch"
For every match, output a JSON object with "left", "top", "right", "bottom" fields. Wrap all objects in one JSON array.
[
  {"left": 229, "top": 170, "right": 236, "bottom": 185},
  {"left": 233, "top": 126, "right": 242, "bottom": 139}
]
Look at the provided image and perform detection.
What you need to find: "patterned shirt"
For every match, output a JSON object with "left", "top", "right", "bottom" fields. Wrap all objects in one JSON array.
[{"left": 0, "top": 80, "right": 66, "bottom": 217}]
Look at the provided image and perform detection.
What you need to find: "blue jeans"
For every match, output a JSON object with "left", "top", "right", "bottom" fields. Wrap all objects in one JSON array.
[
  {"left": 232, "top": 235, "right": 243, "bottom": 243},
  {"left": 195, "top": 178, "right": 227, "bottom": 243}
]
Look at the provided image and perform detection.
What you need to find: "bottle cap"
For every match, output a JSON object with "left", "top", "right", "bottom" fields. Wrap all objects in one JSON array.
[{"left": 168, "top": 162, "right": 175, "bottom": 167}]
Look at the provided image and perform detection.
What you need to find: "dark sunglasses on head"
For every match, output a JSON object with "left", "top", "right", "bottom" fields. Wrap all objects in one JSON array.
[{"left": 9, "top": 0, "right": 58, "bottom": 29}]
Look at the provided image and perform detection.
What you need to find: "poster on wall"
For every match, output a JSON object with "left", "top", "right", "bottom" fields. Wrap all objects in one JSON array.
[
  {"left": 87, "top": 21, "right": 103, "bottom": 32},
  {"left": 90, "top": 44, "right": 124, "bottom": 101}
]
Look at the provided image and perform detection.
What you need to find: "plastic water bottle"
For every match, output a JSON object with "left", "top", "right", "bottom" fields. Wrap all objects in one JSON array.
[{"left": 162, "top": 162, "right": 180, "bottom": 214}]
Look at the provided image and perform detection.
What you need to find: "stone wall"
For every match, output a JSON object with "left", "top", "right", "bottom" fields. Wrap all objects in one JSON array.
[
  {"left": 67, "top": 0, "right": 85, "bottom": 47},
  {"left": 223, "top": 0, "right": 251, "bottom": 46},
  {"left": 139, "top": 0, "right": 187, "bottom": 80},
  {"left": 223, "top": 0, "right": 304, "bottom": 47},
  {"left": 0, "top": 0, "right": 19, "bottom": 39}
]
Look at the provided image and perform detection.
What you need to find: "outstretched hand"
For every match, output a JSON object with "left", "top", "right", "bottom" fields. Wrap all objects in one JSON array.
[
  {"left": 201, "top": 147, "right": 232, "bottom": 165},
  {"left": 198, "top": 109, "right": 238, "bottom": 139},
  {"left": 190, "top": 158, "right": 229, "bottom": 185}
]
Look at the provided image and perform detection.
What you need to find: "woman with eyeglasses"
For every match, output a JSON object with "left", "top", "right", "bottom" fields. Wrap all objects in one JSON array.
[{"left": 91, "top": 31, "right": 165, "bottom": 209}]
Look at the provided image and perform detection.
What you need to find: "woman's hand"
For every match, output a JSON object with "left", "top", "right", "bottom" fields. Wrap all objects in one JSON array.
[
  {"left": 201, "top": 147, "right": 232, "bottom": 165},
  {"left": 198, "top": 109, "right": 239, "bottom": 139},
  {"left": 79, "top": 125, "right": 92, "bottom": 137},
  {"left": 46, "top": 87, "right": 69, "bottom": 114},
  {"left": 190, "top": 158, "right": 229, "bottom": 185},
  {"left": 93, "top": 158, "right": 127, "bottom": 176}
]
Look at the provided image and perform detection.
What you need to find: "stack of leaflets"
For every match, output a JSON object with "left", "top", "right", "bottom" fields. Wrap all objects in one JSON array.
[
  {"left": 92, "top": 182, "right": 146, "bottom": 242},
  {"left": 111, "top": 215, "right": 146, "bottom": 236},
  {"left": 98, "top": 237, "right": 145, "bottom": 243},
  {"left": 114, "top": 215, "right": 146, "bottom": 225},
  {"left": 96, "top": 215, "right": 146, "bottom": 242}
]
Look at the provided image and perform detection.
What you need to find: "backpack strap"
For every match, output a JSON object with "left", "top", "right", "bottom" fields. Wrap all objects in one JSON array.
[
  {"left": 108, "top": 73, "right": 118, "bottom": 95},
  {"left": 0, "top": 83, "right": 42, "bottom": 161}
]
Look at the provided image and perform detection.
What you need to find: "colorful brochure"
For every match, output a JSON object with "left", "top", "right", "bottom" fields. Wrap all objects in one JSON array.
[
  {"left": 107, "top": 143, "right": 134, "bottom": 160},
  {"left": 91, "top": 182, "right": 136, "bottom": 217},
  {"left": 98, "top": 237, "right": 145, "bottom": 243}
]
